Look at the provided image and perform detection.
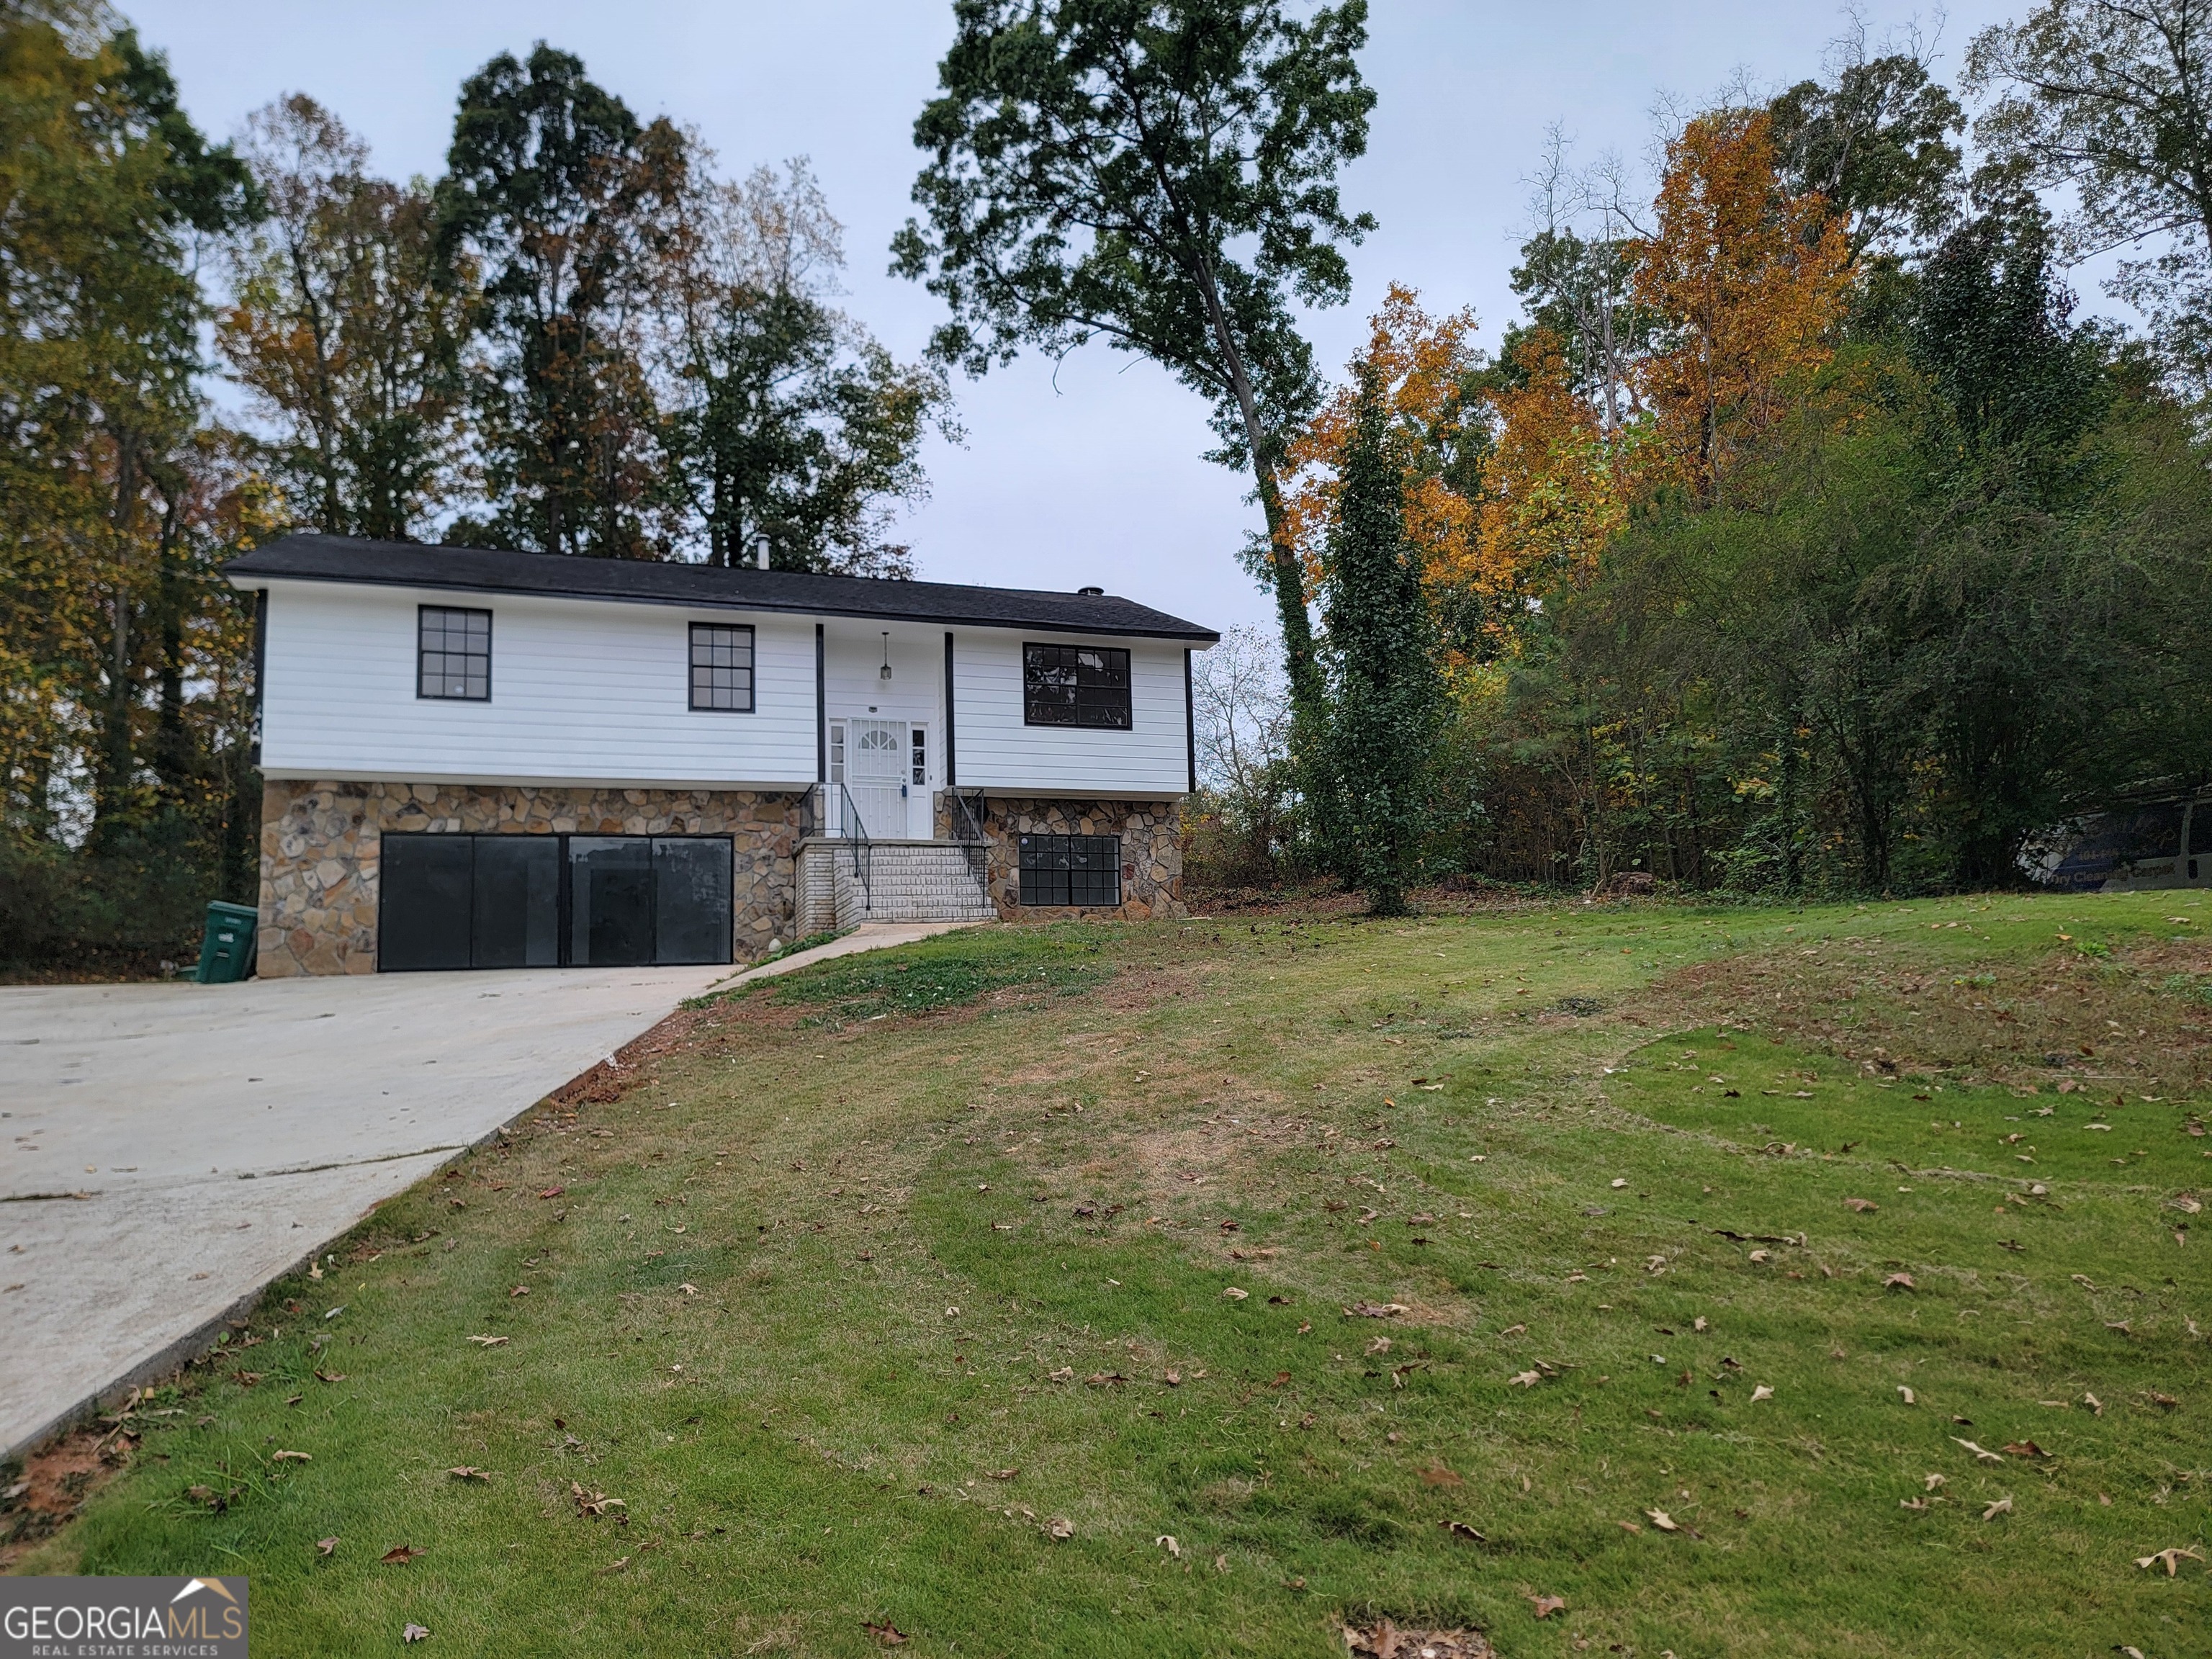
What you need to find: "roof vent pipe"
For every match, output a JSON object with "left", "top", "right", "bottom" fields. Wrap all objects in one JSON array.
[
  {"left": 1077, "top": 585, "right": 1104, "bottom": 596},
  {"left": 751, "top": 534, "right": 770, "bottom": 570}
]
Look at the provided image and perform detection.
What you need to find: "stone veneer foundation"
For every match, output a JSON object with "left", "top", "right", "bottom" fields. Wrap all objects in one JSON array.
[
  {"left": 256, "top": 779, "right": 804, "bottom": 976},
  {"left": 938, "top": 793, "right": 1187, "bottom": 922}
]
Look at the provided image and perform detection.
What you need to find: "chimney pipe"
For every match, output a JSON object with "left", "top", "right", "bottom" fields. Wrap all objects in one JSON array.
[{"left": 751, "top": 534, "right": 771, "bottom": 570}]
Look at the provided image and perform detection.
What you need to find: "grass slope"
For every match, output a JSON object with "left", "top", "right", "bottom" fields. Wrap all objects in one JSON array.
[{"left": 10, "top": 894, "right": 2211, "bottom": 1657}]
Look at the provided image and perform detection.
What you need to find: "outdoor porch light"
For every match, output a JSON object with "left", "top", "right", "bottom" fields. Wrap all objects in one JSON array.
[{"left": 879, "top": 630, "right": 893, "bottom": 681}]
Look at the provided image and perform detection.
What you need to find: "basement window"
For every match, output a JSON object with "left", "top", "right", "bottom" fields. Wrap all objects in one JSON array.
[{"left": 1018, "top": 834, "right": 1123, "bottom": 908}]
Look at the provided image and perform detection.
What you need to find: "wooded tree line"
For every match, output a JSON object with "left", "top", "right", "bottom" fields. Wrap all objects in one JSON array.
[
  {"left": 12, "top": 0, "right": 2212, "bottom": 963},
  {"left": 1, "top": 2, "right": 950, "bottom": 965},
  {"left": 898, "top": 0, "right": 2212, "bottom": 908}
]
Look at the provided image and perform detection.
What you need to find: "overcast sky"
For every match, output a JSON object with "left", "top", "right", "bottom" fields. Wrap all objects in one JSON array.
[{"left": 130, "top": 0, "right": 2048, "bottom": 633}]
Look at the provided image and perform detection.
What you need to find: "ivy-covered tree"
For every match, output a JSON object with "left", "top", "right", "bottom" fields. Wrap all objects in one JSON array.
[
  {"left": 892, "top": 0, "right": 1377, "bottom": 738},
  {"left": 1316, "top": 364, "right": 1439, "bottom": 915}
]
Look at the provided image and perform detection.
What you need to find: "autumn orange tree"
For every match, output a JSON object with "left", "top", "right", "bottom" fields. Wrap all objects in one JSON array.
[
  {"left": 1275, "top": 284, "right": 1485, "bottom": 601},
  {"left": 1629, "top": 108, "right": 1852, "bottom": 500}
]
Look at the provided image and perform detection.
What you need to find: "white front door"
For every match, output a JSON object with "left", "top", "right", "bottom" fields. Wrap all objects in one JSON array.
[{"left": 845, "top": 719, "right": 907, "bottom": 840}]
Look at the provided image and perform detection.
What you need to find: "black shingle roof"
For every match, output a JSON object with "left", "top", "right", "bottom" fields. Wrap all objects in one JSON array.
[{"left": 224, "top": 533, "right": 1219, "bottom": 643}]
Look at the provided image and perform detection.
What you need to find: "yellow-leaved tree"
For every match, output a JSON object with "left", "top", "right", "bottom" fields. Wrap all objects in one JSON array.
[{"left": 1629, "top": 108, "right": 1853, "bottom": 500}]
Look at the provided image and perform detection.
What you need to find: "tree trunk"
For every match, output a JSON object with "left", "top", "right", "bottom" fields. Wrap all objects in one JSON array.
[{"left": 1187, "top": 253, "right": 1322, "bottom": 739}]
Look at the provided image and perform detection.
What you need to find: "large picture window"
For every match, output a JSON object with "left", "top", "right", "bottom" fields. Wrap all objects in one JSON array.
[
  {"left": 689, "top": 622, "right": 755, "bottom": 711},
  {"left": 1023, "top": 643, "right": 1131, "bottom": 729},
  {"left": 418, "top": 606, "right": 491, "bottom": 700},
  {"left": 1017, "top": 834, "right": 1123, "bottom": 908}
]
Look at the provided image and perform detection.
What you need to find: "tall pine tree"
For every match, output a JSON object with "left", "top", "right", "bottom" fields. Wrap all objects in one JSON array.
[{"left": 1317, "top": 364, "right": 1439, "bottom": 915}]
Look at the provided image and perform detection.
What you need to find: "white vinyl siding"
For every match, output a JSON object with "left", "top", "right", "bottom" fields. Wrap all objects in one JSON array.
[
  {"left": 951, "top": 633, "right": 1188, "bottom": 798},
  {"left": 256, "top": 582, "right": 817, "bottom": 788}
]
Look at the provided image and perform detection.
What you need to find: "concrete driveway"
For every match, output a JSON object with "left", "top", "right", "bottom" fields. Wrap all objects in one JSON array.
[{"left": 0, "top": 965, "right": 731, "bottom": 1457}]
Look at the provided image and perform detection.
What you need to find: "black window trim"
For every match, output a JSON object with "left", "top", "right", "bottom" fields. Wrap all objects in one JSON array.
[
  {"left": 688, "top": 619, "right": 757, "bottom": 714},
  {"left": 1021, "top": 639, "right": 1133, "bottom": 732},
  {"left": 416, "top": 603, "right": 493, "bottom": 702}
]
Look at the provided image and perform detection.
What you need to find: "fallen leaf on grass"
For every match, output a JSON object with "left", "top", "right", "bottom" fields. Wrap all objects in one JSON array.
[
  {"left": 1924, "top": 1474, "right": 1946, "bottom": 1491},
  {"left": 315, "top": 1537, "right": 338, "bottom": 1556},
  {"left": 1419, "top": 1462, "right": 1463, "bottom": 1488},
  {"left": 863, "top": 1621, "right": 909, "bottom": 1647},
  {"left": 1529, "top": 1596, "right": 1565, "bottom": 1619},
  {"left": 271, "top": 1449, "right": 310, "bottom": 1462},
  {"left": 571, "top": 1482, "right": 626, "bottom": 1518},
  {"left": 1444, "top": 1521, "right": 1486, "bottom": 1542},
  {"left": 1900, "top": 1498, "right": 1929, "bottom": 1511},
  {"left": 2135, "top": 1546, "right": 2205, "bottom": 1575},
  {"left": 1344, "top": 1620, "right": 1494, "bottom": 1658},
  {"left": 381, "top": 1545, "right": 422, "bottom": 1565},
  {"left": 2003, "top": 1442, "right": 2047, "bottom": 1460},
  {"left": 465, "top": 1336, "right": 508, "bottom": 1347},
  {"left": 1622, "top": 1519, "right": 1644, "bottom": 1532},
  {"left": 313, "top": 1368, "right": 346, "bottom": 1382},
  {"left": 1162, "top": 1369, "right": 1182, "bottom": 1386},
  {"left": 1951, "top": 1438, "right": 2005, "bottom": 1464},
  {"left": 1982, "top": 1496, "right": 2012, "bottom": 1521},
  {"left": 1509, "top": 1370, "right": 1543, "bottom": 1388},
  {"left": 1048, "top": 1367, "right": 1074, "bottom": 1383},
  {"left": 1750, "top": 1385, "right": 1774, "bottom": 1403},
  {"left": 1884, "top": 1274, "right": 1916, "bottom": 1291},
  {"left": 2084, "top": 1391, "right": 2104, "bottom": 1416},
  {"left": 1843, "top": 1198, "right": 1879, "bottom": 1213},
  {"left": 402, "top": 1624, "right": 430, "bottom": 1644},
  {"left": 678, "top": 1283, "right": 697, "bottom": 1296},
  {"left": 1897, "top": 1386, "right": 1916, "bottom": 1405},
  {"left": 600, "top": 1557, "right": 630, "bottom": 1575},
  {"left": 987, "top": 1467, "right": 1019, "bottom": 1481},
  {"left": 1046, "top": 1517, "right": 1073, "bottom": 1540},
  {"left": 537, "top": 1187, "right": 564, "bottom": 1200},
  {"left": 1646, "top": 1509, "right": 1679, "bottom": 1532},
  {"left": 1345, "top": 1301, "right": 1411, "bottom": 1318},
  {"left": 446, "top": 1466, "right": 493, "bottom": 1482},
  {"left": 1084, "top": 1372, "right": 1128, "bottom": 1388},
  {"left": 1156, "top": 1534, "right": 1182, "bottom": 1557},
  {"left": 1221, "top": 1287, "right": 1249, "bottom": 1301}
]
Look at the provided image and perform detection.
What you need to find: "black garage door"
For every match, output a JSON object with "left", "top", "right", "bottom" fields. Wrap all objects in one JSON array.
[{"left": 379, "top": 834, "right": 732, "bottom": 971}]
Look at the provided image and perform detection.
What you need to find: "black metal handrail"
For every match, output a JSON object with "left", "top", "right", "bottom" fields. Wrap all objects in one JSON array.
[
  {"left": 821, "top": 781, "right": 872, "bottom": 909},
  {"left": 945, "top": 789, "right": 990, "bottom": 894}
]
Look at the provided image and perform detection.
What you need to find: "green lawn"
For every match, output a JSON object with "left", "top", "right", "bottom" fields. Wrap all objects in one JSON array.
[{"left": 12, "top": 893, "right": 2211, "bottom": 1656}]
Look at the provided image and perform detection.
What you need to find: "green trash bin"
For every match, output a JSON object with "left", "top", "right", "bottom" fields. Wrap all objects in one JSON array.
[{"left": 194, "top": 900, "right": 260, "bottom": 984}]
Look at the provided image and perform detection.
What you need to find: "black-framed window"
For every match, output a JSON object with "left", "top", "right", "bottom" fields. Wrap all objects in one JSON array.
[
  {"left": 690, "top": 622, "right": 755, "bottom": 711},
  {"left": 418, "top": 606, "right": 491, "bottom": 700},
  {"left": 1023, "top": 643, "right": 1131, "bottom": 729},
  {"left": 1018, "top": 834, "right": 1123, "bottom": 908}
]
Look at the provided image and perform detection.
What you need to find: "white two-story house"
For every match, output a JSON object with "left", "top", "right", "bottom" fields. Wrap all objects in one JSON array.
[{"left": 226, "top": 534, "right": 1217, "bottom": 976}]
